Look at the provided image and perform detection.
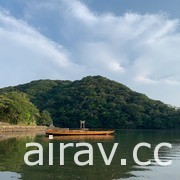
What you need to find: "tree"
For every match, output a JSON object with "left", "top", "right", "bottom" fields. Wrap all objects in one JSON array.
[
  {"left": 0, "top": 92, "right": 40, "bottom": 125},
  {"left": 38, "top": 110, "right": 53, "bottom": 126}
]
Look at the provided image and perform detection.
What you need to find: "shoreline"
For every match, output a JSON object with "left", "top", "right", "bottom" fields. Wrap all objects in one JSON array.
[{"left": 0, "top": 125, "right": 47, "bottom": 134}]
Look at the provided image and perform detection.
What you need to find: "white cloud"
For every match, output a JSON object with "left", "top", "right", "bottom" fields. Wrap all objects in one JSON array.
[
  {"left": 135, "top": 73, "right": 157, "bottom": 84},
  {"left": 0, "top": 10, "right": 86, "bottom": 87},
  {"left": 64, "top": 0, "right": 97, "bottom": 24},
  {"left": 1, "top": 0, "right": 180, "bottom": 106}
]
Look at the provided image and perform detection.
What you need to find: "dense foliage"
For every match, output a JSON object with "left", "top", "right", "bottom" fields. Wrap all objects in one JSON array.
[
  {"left": 0, "top": 76, "right": 180, "bottom": 128},
  {"left": 0, "top": 92, "right": 40, "bottom": 125}
]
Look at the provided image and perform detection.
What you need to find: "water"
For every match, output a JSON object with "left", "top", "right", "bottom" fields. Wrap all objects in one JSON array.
[{"left": 0, "top": 130, "right": 180, "bottom": 180}]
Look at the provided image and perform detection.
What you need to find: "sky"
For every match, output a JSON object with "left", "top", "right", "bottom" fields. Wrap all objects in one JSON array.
[{"left": 0, "top": 0, "right": 180, "bottom": 106}]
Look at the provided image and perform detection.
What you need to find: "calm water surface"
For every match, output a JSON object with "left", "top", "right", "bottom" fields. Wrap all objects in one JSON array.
[{"left": 0, "top": 130, "right": 180, "bottom": 180}]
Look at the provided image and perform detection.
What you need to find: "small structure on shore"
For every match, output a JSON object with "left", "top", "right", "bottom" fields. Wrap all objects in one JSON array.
[{"left": 80, "top": 121, "right": 85, "bottom": 130}]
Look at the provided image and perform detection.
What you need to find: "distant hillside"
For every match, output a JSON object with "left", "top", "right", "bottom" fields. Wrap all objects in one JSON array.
[{"left": 0, "top": 76, "right": 180, "bottom": 129}]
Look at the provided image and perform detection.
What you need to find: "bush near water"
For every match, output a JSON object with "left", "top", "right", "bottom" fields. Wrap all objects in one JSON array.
[
  {"left": 0, "top": 92, "right": 52, "bottom": 126},
  {"left": 0, "top": 76, "right": 180, "bottom": 128}
]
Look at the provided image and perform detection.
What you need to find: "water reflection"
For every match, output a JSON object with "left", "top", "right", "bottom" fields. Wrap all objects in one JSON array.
[
  {"left": 45, "top": 135, "right": 114, "bottom": 141},
  {"left": 0, "top": 172, "right": 21, "bottom": 179},
  {"left": 0, "top": 130, "right": 179, "bottom": 180}
]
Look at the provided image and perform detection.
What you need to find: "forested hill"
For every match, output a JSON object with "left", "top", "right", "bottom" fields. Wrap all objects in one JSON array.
[{"left": 0, "top": 76, "right": 180, "bottom": 129}]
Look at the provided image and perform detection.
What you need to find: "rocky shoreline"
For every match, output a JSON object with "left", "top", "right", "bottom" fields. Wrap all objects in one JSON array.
[{"left": 0, "top": 125, "right": 47, "bottom": 134}]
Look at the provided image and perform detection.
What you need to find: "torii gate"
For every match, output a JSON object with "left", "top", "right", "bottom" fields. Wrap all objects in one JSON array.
[{"left": 80, "top": 121, "right": 85, "bottom": 130}]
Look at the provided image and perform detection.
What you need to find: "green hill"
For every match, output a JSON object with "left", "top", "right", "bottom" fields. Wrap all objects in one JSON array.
[{"left": 0, "top": 76, "right": 179, "bottom": 129}]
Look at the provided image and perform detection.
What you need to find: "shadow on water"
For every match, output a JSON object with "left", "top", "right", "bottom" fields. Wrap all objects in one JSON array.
[{"left": 0, "top": 130, "right": 180, "bottom": 180}]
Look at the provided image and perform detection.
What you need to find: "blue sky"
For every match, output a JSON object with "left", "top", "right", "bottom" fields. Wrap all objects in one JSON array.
[{"left": 0, "top": 0, "right": 180, "bottom": 106}]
